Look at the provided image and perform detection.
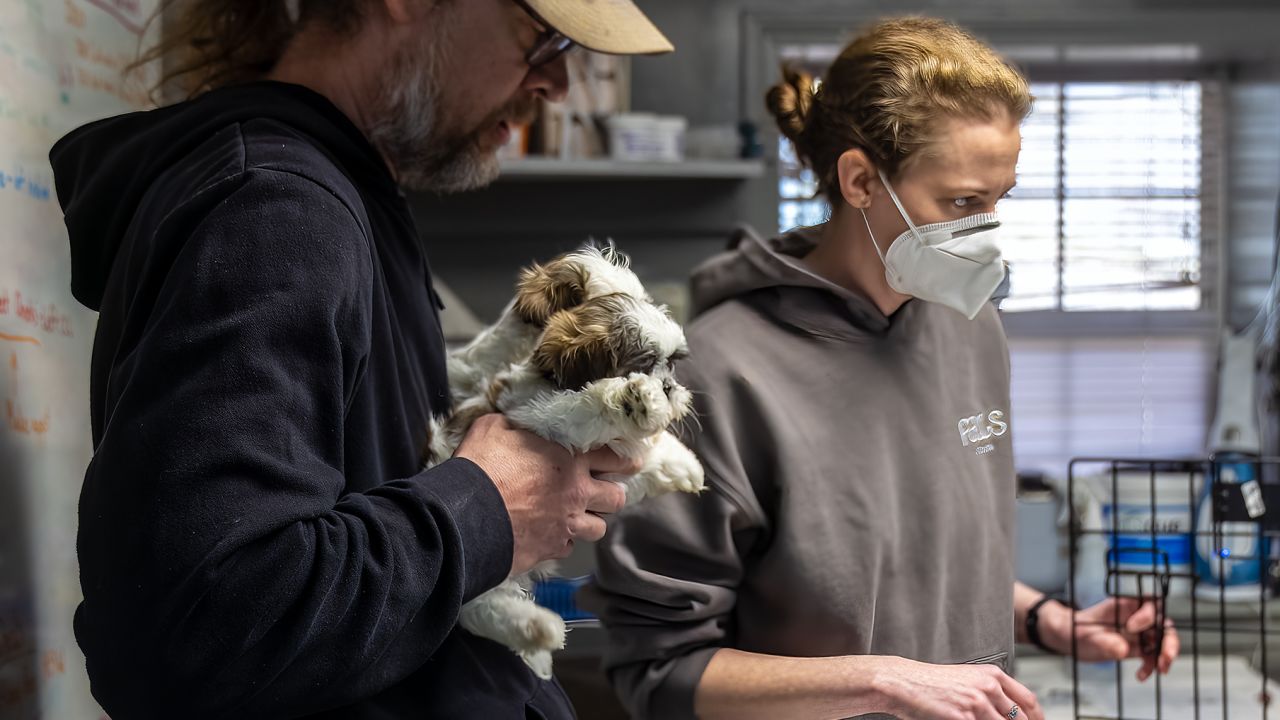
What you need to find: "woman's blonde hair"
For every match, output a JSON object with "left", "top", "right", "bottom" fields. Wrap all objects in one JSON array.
[{"left": 767, "top": 16, "right": 1032, "bottom": 203}]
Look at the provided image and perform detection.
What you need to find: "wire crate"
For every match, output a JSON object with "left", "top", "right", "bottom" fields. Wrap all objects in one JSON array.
[{"left": 1066, "top": 455, "right": 1280, "bottom": 720}]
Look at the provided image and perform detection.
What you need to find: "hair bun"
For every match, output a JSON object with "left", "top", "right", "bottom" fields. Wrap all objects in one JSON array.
[{"left": 766, "top": 65, "right": 816, "bottom": 147}]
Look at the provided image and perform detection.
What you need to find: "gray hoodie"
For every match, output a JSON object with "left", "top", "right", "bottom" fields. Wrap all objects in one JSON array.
[{"left": 580, "top": 226, "right": 1017, "bottom": 719}]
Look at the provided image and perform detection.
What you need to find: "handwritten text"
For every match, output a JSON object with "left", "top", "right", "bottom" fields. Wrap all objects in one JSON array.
[
  {"left": 74, "top": 65, "right": 148, "bottom": 108},
  {"left": 75, "top": 35, "right": 133, "bottom": 73},
  {"left": 0, "top": 290, "right": 73, "bottom": 338},
  {"left": 0, "top": 167, "right": 51, "bottom": 202},
  {"left": 5, "top": 352, "right": 51, "bottom": 437}
]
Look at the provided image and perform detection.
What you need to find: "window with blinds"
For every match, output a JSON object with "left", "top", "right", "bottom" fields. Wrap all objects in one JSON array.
[
  {"left": 1002, "top": 80, "right": 1216, "bottom": 470},
  {"left": 1002, "top": 81, "right": 1204, "bottom": 312}
]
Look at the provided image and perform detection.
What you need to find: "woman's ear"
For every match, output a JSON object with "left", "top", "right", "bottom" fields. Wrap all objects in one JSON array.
[{"left": 835, "top": 149, "right": 878, "bottom": 210}]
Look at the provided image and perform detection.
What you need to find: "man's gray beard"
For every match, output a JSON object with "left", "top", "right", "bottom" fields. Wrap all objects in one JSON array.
[{"left": 367, "top": 41, "right": 501, "bottom": 194}]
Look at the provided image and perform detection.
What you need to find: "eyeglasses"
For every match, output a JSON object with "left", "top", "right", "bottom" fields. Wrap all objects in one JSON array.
[{"left": 511, "top": 0, "right": 575, "bottom": 67}]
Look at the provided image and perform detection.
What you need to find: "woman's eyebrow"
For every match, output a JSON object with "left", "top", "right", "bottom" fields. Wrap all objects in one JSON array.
[{"left": 944, "top": 180, "right": 1018, "bottom": 196}]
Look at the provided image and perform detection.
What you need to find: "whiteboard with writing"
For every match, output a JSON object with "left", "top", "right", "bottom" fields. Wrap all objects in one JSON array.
[{"left": 0, "top": 0, "right": 156, "bottom": 717}]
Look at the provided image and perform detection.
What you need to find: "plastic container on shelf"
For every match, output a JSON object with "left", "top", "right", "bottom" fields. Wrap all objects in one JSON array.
[{"left": 605, "top": 113, "right": 687, "bottom": 162}]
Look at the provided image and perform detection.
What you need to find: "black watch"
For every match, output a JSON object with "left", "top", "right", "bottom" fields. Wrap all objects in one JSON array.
[{"left": 1025, "top": 595, "right": 1061, "bottom": 654}]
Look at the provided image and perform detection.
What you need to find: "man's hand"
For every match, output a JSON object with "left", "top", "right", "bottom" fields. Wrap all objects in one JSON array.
[
  {"left": 1039, "top": 598, "right": 1180, "bottom": 681},
  {"left": 455, "top": 413, "right": 639, "bottom": 575}
]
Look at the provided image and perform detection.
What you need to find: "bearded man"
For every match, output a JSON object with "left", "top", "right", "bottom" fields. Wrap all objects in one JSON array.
[{"left": 49, "top": 1, "right": 672, "bottom": 717}]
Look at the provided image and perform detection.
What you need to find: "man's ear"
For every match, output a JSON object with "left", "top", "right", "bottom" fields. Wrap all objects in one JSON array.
[{"left": 835, "top": 148, "right": 878, "bottom": 210}]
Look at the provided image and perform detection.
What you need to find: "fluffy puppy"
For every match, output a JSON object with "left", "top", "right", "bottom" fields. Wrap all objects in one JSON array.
[{"left": 426, "top": 249, "right": 703, "bottom": 678}]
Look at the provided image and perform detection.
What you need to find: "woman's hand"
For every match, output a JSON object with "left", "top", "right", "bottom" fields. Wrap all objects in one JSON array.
[
  {"left": 871, "top": 656, "right": 1044, "bottom": 720},
  {"left": 1038, "top": 597, "right": 1180, "bottom": 681}
]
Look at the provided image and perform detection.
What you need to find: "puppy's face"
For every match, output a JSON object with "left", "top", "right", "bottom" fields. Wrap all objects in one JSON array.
[
  {"left": 513, "top": 247, "right": 649, "bottom": 326},
  {"left": 531, "top": 294, "right": 692, "bottom": 421}
]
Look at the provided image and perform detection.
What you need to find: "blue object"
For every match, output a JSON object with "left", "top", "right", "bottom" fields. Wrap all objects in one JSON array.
[{"left": 532, "top": 575, "right": 595, "bottom": 622}]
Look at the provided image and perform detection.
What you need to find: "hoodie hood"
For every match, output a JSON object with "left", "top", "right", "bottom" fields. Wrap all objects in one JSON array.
[
  {"left": 689, "top": 224, "right": 891, "bottom": 335},
  {"left": 51, "top": 81, "right": 394, "bottom": 311}
]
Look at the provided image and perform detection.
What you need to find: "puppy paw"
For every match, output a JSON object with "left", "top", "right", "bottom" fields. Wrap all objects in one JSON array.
[
  {"left": 659, "top": 450, "right": 705, "bottom": 495},
  {"left": 518, "top": 606, "right": 566, "bottom": 653},
  {"left": 521, "top": 649, "right": 555, "bottom": 680},
  {"left": 612, "top": 373, "right": 673, "bottom": 435},
  {"left": 624, "top": 434, "right": 705, "bottom": 502},
  {"left": 628, "top": 461, "right": 704, "bottom": 501}
]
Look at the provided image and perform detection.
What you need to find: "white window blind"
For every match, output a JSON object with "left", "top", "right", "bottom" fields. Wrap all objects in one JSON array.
[
  {"left": 1009, "top": 336, "right": 1212, "bottom": 475},
  {"left": 1001, "top": 81, "right": 1206, "bottom": 312}
]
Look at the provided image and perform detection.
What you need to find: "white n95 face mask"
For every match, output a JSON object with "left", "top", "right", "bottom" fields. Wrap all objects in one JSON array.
[{"left": 859, "top": 169, "right": 1007, "bottom": 320}]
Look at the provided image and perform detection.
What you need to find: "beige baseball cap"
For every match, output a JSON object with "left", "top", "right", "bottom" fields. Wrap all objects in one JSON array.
[{"left": 524, "top": 0, "right": 674, "bottom": 55}]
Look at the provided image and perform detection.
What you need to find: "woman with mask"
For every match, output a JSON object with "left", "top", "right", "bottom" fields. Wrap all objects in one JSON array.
[{"left": 582, "top": 16, "right": 1179, "bottom": 720}]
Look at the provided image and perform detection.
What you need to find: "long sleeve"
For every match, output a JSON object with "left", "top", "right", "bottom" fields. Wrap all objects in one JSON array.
[
  {"left": 74, "top": 167, "right": 513, "bottom": 719},
  {"left": 580, "top": 358, "right": 771, "bottom": 720}
]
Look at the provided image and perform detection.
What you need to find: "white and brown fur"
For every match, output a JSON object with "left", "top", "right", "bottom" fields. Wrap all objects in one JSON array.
[{"left": 425, "top": 247, "right": 704, "bottom": 678}]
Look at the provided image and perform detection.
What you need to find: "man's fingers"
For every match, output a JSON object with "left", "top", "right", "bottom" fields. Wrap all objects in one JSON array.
[
  {"left": 584, "top": 447, "right": 642, "bottom": 475},
  {"left": 584, "top": 475, "right": 627, "bottom": 515},
  {"left": 568, "top": 513, "right": 608, "bottom": 543}
]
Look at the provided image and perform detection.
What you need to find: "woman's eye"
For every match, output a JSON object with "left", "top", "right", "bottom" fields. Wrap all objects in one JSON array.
[
  {"left": 1000, "top": 191, "right": 1013, "bottom": 200},
  {"left": 953, "top": 197, "right": 976, "bottom": 208}
]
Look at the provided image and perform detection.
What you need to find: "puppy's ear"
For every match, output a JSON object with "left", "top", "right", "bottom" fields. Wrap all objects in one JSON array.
[
  {"left": 514, "top": 256, "right": 589, "bottom": 326},
  {"left": 531, "top": 303, "right": 618, "bottom": 390}
]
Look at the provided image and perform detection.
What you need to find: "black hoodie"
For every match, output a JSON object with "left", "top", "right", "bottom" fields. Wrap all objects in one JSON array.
[{"left": 50, "top": 81, "right": 572, "bottom": 719}]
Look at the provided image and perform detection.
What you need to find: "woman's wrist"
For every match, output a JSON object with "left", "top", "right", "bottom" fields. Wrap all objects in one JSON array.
[
  {"left": 1033, "top": 598, "right": 1075, "bottom": 655},
  {"left": 859, "top": 655, "right": 911, "bottom": 716}
]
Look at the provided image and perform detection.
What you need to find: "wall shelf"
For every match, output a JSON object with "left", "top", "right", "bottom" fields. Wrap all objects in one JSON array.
[{"left": 497, "top": 157, "right": 765, "bottom": 181}]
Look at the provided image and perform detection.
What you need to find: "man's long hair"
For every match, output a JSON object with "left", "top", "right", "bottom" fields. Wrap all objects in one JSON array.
[{"left": 134, "top": 0, "right": 364, "bottom": 101}]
